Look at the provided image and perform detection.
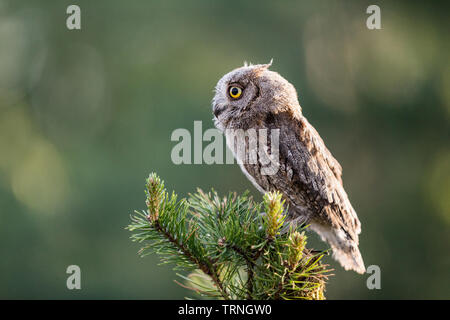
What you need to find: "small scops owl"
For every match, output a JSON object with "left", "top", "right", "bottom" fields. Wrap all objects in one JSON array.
[{"left": 212, "top": 62, "right": 365, "bottom": 274}]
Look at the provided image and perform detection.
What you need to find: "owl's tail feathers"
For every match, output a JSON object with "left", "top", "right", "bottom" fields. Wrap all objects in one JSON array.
[
  {"left": 310, "top": 222, "right": 366, "bottom": 274},
  {"left": 331, "top": 243, "right": 366, "bottom": 275}
]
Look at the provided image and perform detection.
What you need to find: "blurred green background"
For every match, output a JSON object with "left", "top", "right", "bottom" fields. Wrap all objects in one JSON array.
[{"left": 0, "top": 0, "right": 449, "bottom": 299}]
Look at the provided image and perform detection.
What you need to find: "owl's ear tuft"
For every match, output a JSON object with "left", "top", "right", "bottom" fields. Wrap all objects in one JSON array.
[
  {"left": 252, "top": 59, "right": 273, "bottom": 76},
  {"left": 255, "top": 58, "right": 273, "bottom": 70},
  {"left": 243, "top": 60, "right": 272, "bottom": 69}
]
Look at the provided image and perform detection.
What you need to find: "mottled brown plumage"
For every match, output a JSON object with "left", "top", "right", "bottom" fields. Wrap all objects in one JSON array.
[{"left": 212, "top": 62, "right": 365, "bottom": 273}]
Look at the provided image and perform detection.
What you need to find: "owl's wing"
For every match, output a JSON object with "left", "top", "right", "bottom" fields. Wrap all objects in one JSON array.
[
  {"left": 303, "top": 123, "right": 343, "bottom": 185},
  {"left": 278, "top": 116, "right": 361, "bottom": 240}
]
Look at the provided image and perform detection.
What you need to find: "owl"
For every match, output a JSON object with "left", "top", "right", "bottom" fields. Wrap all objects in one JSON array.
[{"left": 212, "top": 62, "right": 365, "bottom": 274}]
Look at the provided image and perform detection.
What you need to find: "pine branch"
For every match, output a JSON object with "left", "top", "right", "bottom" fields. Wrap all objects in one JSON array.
[
  {"left": 152, "top": 219, "right": 229, "bottom": 299},
  {"left": 127, "top": 172, "right": 331, "bottom": 300}
]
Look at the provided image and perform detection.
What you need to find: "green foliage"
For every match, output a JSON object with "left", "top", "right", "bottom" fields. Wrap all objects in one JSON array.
[{"left": 127, "top": 173, "right": 331, "bottom": 300}]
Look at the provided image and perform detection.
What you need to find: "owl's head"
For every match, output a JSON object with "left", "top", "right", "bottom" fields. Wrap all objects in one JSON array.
[{"left": 212, "top": 61, "right": 300, "bottom": 131}]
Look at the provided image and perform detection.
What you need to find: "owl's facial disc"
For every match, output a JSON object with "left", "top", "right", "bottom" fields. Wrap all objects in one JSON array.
[
  {"left": 213, "top": 81, "right": 254, "bottom": 129},
  {"left": 213, "top": 75, "right": 256, "bottom": 126},
  {"left": 212, "top": 62, "right": 277, "bottom": 131},
  {"left": 213, "top": 83, "right": 243, "bottom": 118}
]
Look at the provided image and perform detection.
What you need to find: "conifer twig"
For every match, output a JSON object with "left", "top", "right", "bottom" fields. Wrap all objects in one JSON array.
[{"left": 127, "top": 172, "right": 331, "bottom": 300}]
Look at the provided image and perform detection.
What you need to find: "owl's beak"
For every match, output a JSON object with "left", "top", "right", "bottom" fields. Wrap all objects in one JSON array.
[{"left": 213, "top": 105, "right": 225, "bottom": 118}]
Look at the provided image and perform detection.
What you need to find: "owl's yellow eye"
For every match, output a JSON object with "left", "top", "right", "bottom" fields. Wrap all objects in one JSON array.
[{"left": 229, "top": 86, "right": 242, "bottom": 99}]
